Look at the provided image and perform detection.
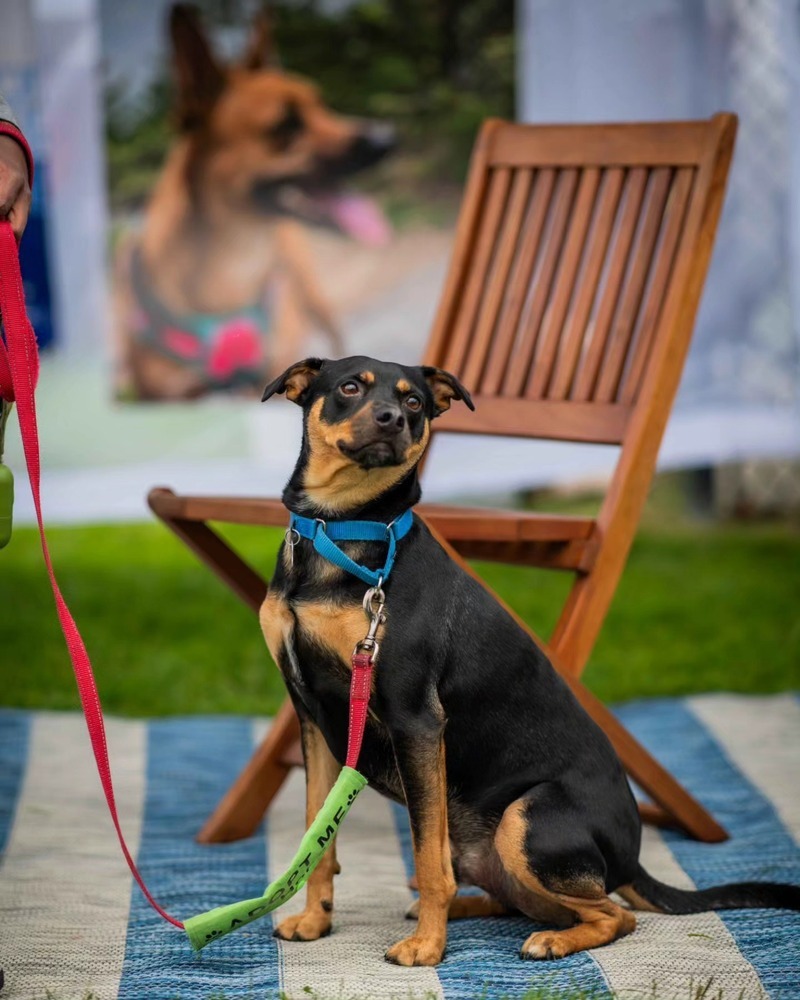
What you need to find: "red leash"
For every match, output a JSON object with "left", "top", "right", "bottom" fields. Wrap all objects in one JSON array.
[
  {"left": 0, "top": 219, "right": 378, "bottom": 934},
  {"left": 0, "top": 221, "right": 184, "bottom": 929}
]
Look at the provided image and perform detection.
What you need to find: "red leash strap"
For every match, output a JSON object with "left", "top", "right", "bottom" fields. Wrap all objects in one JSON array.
[
  {"left": 346, "top": 652, "right": 374, "bottom": 768},
  {"left": 0, "top": 222, "right": 184, "bottom": 929}
]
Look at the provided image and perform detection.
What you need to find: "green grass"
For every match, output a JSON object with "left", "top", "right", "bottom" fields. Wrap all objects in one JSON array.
[{"left": 1, "top": 487, "right": 798, "bottom": 716}]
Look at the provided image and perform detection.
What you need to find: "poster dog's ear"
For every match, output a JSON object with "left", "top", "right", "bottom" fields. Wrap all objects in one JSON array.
[
  {"left": 261, "top": 358, "right": 326, "bottom": 404},
  {"left": 421, "top": 366, "right": 475, "bottom": 416}
]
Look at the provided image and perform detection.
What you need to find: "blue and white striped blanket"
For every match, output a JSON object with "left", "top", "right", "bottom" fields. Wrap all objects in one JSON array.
[{"left": 1, "top": 695, "right": 798, "bottom": 999}]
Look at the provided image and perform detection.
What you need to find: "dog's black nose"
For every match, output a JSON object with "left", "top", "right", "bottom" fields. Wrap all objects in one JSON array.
[{"left": 374, "top": 406, "right": 405, "bottom": 431}]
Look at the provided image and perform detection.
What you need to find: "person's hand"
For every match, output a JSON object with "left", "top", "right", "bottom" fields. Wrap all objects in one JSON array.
[{"left": 0, "top": 134, "right": 31, "bottom": 240}]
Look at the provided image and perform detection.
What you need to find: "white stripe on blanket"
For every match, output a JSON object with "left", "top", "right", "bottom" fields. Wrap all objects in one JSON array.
[
  {"left": 690, "top": 693, "right": 800, "bottom": 842},
  {"left": 592, "top": 823, "right": 763, "bottom": 999},
  {"left": 0, "top": 713, "right": 145, "bottom": 1000}
]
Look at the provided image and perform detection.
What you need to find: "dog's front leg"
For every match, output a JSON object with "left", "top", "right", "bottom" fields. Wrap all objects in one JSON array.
[
  {"left": 385, "top": 716, "right": 456, "bottom": 966},
  {"left": 273, "top": 718, "right": 341, "bottom": 942}
]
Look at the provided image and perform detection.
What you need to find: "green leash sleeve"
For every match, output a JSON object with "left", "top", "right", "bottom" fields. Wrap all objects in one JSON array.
[{"left": 184, "top": 765, "right": 367, "bottom": 951}]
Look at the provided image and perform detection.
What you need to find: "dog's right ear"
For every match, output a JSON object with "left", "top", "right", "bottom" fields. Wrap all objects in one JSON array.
[
  {"left": 169, "top": 4, "right": 225, "bottom": 131},
  {"left": 241, "top": 8, "right": 280, "bottom": 70},
  {"left": 262, "top": 358, "right": 326, "bottom": 404}
]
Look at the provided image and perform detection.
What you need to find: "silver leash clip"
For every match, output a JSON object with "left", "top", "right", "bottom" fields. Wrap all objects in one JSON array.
[{"left": 354, "top": 582, "right": 386, "bottom": 660}]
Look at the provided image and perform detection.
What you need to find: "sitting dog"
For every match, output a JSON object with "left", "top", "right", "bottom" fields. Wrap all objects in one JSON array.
[
  {"left": 113, "top": 5, "right": 394, "bottom": 400},
  {"left": 259, "top": 355, "right": 800, "bottom": 966}
]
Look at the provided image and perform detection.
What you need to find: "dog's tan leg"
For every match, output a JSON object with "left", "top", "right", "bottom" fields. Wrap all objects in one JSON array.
[
  {"left": 385, "top": 727, "right": 456, "bottom": 966},
  {"left": 405, "top": 893, "right": 508, "bottom": 921},
  {"left": 494, "top": 798, "right": 635, "bottom": 960},
  {"left": 273, "top": 719, "right": 341, "bottom": 942},
  {"left": 276, "top": 221, "right": 345, "bottom": 356}
]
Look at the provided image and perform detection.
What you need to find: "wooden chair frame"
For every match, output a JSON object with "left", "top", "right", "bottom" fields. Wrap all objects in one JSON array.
[{"left": 149, "top": 113, "right": 737, "bottom": 846}]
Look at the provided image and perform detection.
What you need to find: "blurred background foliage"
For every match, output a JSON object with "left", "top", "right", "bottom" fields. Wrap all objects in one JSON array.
[{"left": 105, "top": 0, "right": 515, "bottom": 219}]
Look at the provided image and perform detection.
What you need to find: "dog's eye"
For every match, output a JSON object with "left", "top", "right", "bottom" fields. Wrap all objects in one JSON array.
[
  {"left": 406, "top": 395, "right": 422, "bottom": 412},
  {"left": 267, "top": 105, "right": 304, "bottom": 150},
  {"left": 340, "top": 381, "right": 361, "bottom": 397}
]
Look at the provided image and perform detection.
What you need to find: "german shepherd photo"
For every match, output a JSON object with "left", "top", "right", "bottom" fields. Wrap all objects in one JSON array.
[{"left": 112, "top": 4, "right": 396, "bottom": 401}]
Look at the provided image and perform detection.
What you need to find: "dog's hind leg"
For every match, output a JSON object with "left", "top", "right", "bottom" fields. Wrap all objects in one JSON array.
[
  {"left": 273, "top": 718, "right": 341, "bottom": 942},
  {"left": 405, "top": 894, "right": 508, "bottom": 921},
  {"left": 494, "top": 792, "right": 635, "bottom": 960}
]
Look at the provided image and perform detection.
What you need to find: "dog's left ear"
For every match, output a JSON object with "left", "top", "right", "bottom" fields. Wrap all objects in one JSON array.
[
  {"left": 262, "top": 358, "right": 326, "bottom": 404},
  {"left": 421, "top": 366, "right": 475, "bottom": 417},
  {"left": 241, "top": 7, "right": 280, "bottom": 70}
]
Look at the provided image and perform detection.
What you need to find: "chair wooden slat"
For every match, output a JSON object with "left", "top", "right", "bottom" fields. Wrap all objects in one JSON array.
[
  {"left": 501, "top": 168, "right": 579, "bottom": 397},
  {"left": 617, "top": 167, "right": 695, "bottom": 404},
  {"left": 569, "top": 168, "right": 648, "bottom": 401},
  {"left": 489, "top": 120, "right": 711, "bottom": 168},
  {"left": 547, "top": 168, "right": 625, "bottom": 400},
  {"left": 479, "top": 168, "right": 556, "bottom": 395},
  {"left": 444, "top": 167, "right": 512, "bottom": 374},
  {"left": 462, "top": 169, "right": 534, "bottom": 389},
  {"left": 436, "top": 395, "right": 630, "bottom": 444},
  {"left": 525, "top": 167, "right": 602, "bottom": 399},
  {"left": 594, "top": 167, "right": 672, "bottom": 403}
]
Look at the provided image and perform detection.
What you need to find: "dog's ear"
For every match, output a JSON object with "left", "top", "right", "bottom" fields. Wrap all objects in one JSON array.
[
  {"left": 241, "top": 7, "right": 280, "bottom": 70},
  {"left": 169, "top": 4, "right": 225, "bottom": 131},
  {"left": 262, "top": 358, "right": 326, "bottom": 404},
  {"left": 420, "top": 366, "right": 475, "bottom": 417}
]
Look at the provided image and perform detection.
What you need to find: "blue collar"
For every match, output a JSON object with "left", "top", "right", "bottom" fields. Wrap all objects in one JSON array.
[{"left": 288, "top": 508, "right": 415, "bottom": 587}]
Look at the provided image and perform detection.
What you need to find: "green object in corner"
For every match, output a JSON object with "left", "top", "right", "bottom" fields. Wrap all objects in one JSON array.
[
  {"left": 0, "top": 462, "right": 12, "bottom": 549},
  {"left": 184, "top": 766, "right": 367, "bottom": 951}
]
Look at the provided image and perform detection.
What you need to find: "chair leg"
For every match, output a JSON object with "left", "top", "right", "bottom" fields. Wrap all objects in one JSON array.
[
  {"left": 198, "top": 698, "right": 302, "bottom": 843},
  {"left": 563, "top": 678, "right": 727, "bottom": 842}
]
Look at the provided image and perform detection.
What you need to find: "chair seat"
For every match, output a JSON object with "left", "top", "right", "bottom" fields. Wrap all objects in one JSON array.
[{"left": 147, "top": 488, "right": 599, "bottom": 572}]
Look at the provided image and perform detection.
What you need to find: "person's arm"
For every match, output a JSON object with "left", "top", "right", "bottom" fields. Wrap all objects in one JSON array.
[{"left": 0, "top": 94, "right": 34, "bottom": 241}]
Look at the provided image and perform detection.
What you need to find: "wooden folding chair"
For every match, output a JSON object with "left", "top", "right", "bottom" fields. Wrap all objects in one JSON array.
[{"left": 149, "top": 113, "right": 737, "bottom": 847}]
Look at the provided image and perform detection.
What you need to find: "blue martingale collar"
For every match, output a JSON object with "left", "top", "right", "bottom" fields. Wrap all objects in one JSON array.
[{"left": 288, "top": 508, "right": 415, "bottom": 587}]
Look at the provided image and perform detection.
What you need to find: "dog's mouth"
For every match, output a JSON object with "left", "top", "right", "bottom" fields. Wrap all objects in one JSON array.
[
  {"left": 337, "top": 436, "right": 404, "bottom": 469},
  {"left": 272, "top": 184, "right": 391, "bottom": 247}
]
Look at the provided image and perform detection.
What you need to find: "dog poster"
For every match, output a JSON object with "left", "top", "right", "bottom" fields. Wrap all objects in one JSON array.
[{"left": 102, "top": 1, "right": 515, "bottom": 402}]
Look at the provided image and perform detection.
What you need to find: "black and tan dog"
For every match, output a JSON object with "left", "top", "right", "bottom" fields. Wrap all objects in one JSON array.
[
  {"left": 260, "top": 355, "right": 800, "bottom": 966},
  {"left": 114, "top": 5, "right": 394, "bottom": 400}
]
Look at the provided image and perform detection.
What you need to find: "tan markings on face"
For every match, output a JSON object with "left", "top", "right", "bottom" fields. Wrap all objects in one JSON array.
[
  {"left": 304, "top": 397, "right": 430, "bottom": 514},
  {"left": 396, "top": 379, "right": 412, "bottom": 393},
  {"left": 295, "top": 598, "right": 384, "bottom": 684},
  {"left": 359, "top": 371, "right": 375, "bottom": 385},
  {"left": 494, "top": 798, "right": 636, "bottom": 960}
]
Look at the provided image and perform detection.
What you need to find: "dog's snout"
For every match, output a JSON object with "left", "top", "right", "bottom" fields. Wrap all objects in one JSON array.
[{"left": 374, "top": 406, "right": 405, "bottom": 431}]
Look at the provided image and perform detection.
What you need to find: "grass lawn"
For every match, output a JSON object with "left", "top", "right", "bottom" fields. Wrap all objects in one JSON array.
[{"left": 2, "top": 477, "right": 798, "bottom": 716}]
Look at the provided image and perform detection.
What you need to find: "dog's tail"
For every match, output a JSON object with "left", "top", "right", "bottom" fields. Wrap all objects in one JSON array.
[{"left": 619, "top": 865, "right": 800, "bottom": 915}]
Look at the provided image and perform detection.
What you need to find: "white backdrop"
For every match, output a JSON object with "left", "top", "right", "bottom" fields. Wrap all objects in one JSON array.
[{"left": 5, "top": 0, "right": 799, "bottom": 524}]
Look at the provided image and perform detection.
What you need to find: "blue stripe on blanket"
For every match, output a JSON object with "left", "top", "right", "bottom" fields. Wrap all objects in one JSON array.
[
  {"left": 391, "top": 802, "right": 612, "bottom": 998},
  {"left": 118, "top": 717, "right": 282, "bottom": 1000},
  {"left": 0, "top": 709, "right": 29, "bottom": 857},
  {"left": 617, "top": 699, "right": 800, "bottom": 999}
]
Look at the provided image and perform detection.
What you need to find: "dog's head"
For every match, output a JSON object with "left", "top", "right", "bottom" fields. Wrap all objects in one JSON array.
[
  {"left": 263, "top": 356, "right": 474, "bottom": 513},
  {"left": 169, "top": 4, "right": 395, "bottom": 244}
]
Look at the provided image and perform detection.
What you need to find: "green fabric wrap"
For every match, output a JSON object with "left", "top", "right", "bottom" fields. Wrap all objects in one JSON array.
[{"left": 184, "top": 766, "right": 367, "bottom": 951}]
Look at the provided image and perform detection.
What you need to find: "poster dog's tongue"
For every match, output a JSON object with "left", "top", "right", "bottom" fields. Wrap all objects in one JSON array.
[{"left": 323, "top": 192, "right": 392, "bottom": 247}]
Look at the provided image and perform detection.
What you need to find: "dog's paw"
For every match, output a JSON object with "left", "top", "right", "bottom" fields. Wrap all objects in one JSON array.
[
  {"left": 273, "top": 910, "right": 332, "bottom": 943},
  {"left": 385, "top": 935, "right": 444, "bottom": 966},
  {"left": 519, "top": 931, "right": 567, "bottom": 961}
]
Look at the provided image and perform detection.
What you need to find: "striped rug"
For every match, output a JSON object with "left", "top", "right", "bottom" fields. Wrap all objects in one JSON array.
[{"left": 0, "top": 695, "right": 798, "bottom": 1000}]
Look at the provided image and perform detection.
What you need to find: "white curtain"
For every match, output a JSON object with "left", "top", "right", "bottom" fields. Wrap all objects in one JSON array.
[{"left": 519, "top": 0, "right": 800, "bottom": 463}]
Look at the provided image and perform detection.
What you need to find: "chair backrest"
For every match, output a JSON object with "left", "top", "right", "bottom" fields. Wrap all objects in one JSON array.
[{"left": 424, "top": 115, "right": 737, "bottom": 449}]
